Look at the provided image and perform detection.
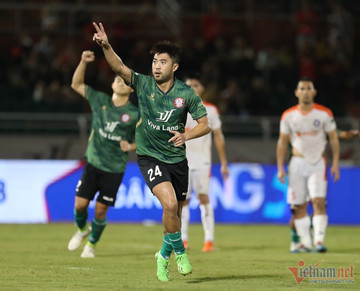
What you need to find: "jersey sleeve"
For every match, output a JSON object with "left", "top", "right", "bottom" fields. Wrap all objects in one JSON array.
[
  {"left": 187, "top": 89, "right": 207, "bottom": 120},
  {"left": 130, "top": 70, "right": 151, "bottom": 98},
  {"left": 324, "top": 111, "right": 337, "bottom": 133},
  {"left": 280, "top": 112, "right": 291, "bottom": 135},
  {"left": 85, "top": 86, "right": 102, "bottom": 110},
  {"left": 208, "top": 105, "right": 221, "bottom": 131}
]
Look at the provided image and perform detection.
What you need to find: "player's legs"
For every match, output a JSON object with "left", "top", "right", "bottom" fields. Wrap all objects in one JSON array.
[
  {"left": 287, "top": 157, "right": 312, "bottom": 251},
  {"left": 181, "top": 198, "right": 190, "bottom": 250},
  {"left": 188, "top": 167, "right": 214, "bottom": 251},
  {"left": 289, "top": 213, "right": 301, "bottom": 252},
  {"left": 68, "top": 163, "right": 96, "bottom": 251},
  {"left": 308, "top": 158, "right": 328, "bottom": 252},
  {"left": 293, "top": 203, "right": 312, "bottom": 250},
  {"left": 138, "top": 156, "right": 191, "bottom": 279},
  {"left": 198, "top": 194, "right": 215, "bottom": 252},
  {"left": 153, "top": 181, "right": 181, "bottom": 233},
  {"left": 81, "top": 170, "right": 123, "bottom": 258},
  {"left": 181, "top": 171, "right": 193, "bottom": 249}
]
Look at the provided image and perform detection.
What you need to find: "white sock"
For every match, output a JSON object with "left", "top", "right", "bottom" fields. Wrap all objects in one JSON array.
[
  {"left": 200, "top": 203, "right": 214, "bottom": 242},
  {"left": 294, "top": 216, "right": 312, "bottom": 249},
  {"left": 312, "top": 214, "right": 328, "bottom": 245},
  {"left": 181, "top": 204, "right": 190, "bottom": 241}
]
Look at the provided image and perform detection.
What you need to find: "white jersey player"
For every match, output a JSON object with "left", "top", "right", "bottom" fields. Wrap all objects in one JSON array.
[
  {"left": 277, "top": 78, "right": 340, "bottom": 253},
  {"left": 181, "top": 75, "right": 229, "bottom": 252}
]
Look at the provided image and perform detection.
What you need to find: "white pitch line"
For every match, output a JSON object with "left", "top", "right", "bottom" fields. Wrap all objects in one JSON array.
[{"left": 65, "top": 267, "right": 92, "bottom": 270}]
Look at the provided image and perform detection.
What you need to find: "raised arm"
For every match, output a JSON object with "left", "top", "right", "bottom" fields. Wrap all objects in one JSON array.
[
  {"left": 213, "top": 128, "right": 229, "bottom": 180},
  {"left": 276, "top": 132, "right": 291, "bottom": 183},
  {"left": 92, "top": 22, "right": 132, "bottom": 84},
  {"left": 338, "top": 129, "right": 360, "bottom": 139},
  {"left": 71, "top": 50, "right": 95, "bottom": 97},
  {"left": 328, "top": 129, "right": 340, "bottom": 182}
]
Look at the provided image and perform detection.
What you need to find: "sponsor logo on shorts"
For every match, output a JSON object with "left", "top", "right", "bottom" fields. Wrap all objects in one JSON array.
[
  {"left": 182, "top": 192, "right": 187, "bottom": 196},
  {"left": 103, "top": 196, "right": 114, "bottom": 202}
]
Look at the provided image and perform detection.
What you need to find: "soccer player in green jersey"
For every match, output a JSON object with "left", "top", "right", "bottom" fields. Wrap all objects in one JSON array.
[
  {"left": 93, "top": 22, "right": 211, "bottom": 281},
  {"left": 68, "top": 50, "right": 138, "bottom": 258}
]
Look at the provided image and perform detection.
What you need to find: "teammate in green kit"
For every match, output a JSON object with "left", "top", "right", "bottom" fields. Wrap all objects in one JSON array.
[
  {"left": 93, "top": 22, "right": 211, "bottom": 281},
  {"left": 68, "top": 50, "right": 138, "bottom": 258}
]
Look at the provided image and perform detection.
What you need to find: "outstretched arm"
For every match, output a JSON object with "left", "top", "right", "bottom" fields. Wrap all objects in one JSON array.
[
  {"left": 71, "top": 50, "right": 95, "bottom": 97},
  {"left": 338, "top": 129, "right": 359, "bottom": 139},
  {"left": 213, "top": 128, "right": 229, "bottom": 181},
  {"left": 276, "top": 132, "right": 291, "bottom": 183},
  {"left": 92, "top": 22, "right": 132, "bottom": 84}
]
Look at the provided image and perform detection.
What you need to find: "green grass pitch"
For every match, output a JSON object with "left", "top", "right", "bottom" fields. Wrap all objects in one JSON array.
[{"left": 0, "top": 224, "right": 359, "bottom": 290}]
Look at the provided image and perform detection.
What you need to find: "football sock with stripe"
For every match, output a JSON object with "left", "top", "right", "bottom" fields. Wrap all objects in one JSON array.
[
  {"left": 290, "top": 228, "right": 300, "bottom": 243},
  {"left": 160, "top": 234, "right": 173, "bottom": 259},
  {"left": 167, "top": 231, "right": 185, "bottom": 255},
  {"left": 89, "top": 218, "right": 107, "bottom": 245},
  {"left": 74, "top": 209, "right": 88, "bottom": 231}
]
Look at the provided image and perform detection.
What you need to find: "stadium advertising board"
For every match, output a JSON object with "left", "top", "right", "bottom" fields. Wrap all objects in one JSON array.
[{"left": 0, "top": 160, "right": 359, "bottom": 224}]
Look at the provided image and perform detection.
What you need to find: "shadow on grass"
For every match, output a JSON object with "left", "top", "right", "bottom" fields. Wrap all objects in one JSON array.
[{"left": 186, "top": 274, "right": 279, "bottom": 284}]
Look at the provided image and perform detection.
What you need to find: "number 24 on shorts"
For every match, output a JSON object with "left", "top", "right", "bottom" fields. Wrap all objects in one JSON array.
[{"left": 147, "top": 165, "right": 163, "bottom": 181}]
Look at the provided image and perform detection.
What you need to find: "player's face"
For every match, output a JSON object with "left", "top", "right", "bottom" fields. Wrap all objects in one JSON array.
[
  {"left": 112, "top": 76, "right": 133, "bottom": 95},
  {"left": 152, "top": 53, "right": 178, "bottom": 84},
  {"left": 185, "top": 78, "right": 204, "bottom": 97},
  {"left": 295, "top": 81, "right": 317, "bottom": 105}
]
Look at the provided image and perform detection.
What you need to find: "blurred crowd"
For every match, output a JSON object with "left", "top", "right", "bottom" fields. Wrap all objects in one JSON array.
[{"left": 1, "top": 0, "right": 360, "bottom": 117}]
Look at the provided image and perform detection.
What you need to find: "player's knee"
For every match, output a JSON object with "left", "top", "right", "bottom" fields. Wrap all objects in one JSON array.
[
  {"left": 74, "top": 200, "right": 88, "bottom": 212},
  {"left": 198, "top": 194, "right": 209, "bottom": 204},
  {"left": 292, "top": 205, "right": 307, "bottom": 218},
  {"left": 163, "top": 200, "right": 178, "bottom": 214},
  {"left": 312, "top": 200, "right": 326, "bottom": 213},
  {"left": 95, "top": 203, "right": 108, "bottom": 219}
]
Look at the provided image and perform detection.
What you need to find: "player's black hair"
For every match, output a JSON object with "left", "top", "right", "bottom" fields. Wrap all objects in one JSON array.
[
  {"left": 297, "top": 77, "right": 315, "bottom": 88},
  {"left": 184, "top": 72, "right": 202, "bottom": 81},
  {"left": 150, "top": 40, "right": 181, "bottom": 64},
  {"left": 184, "top": 72, "right": 205, "bottom": 85},
  {"left": 299, "top": 77, "right": 314, "bottom": 83}
]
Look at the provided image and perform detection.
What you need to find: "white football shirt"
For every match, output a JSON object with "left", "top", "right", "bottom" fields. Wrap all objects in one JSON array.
[
  {"left": 185, "top": 101, "right": 221, "bottom": 169},
  {"left": 280, "top": 103, "right": 336, "bottom": 164}
]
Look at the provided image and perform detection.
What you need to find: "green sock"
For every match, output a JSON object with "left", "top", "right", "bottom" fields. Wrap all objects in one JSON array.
[
  {"left": 167, "top": 231, "right": 185, "bottom": 255},
  {"left": 160, "top": 234, "right": 173, "bottom": 259},
  {"left": 74, "top": 209, "right": 88, "bottom": 230},
  {"left": 89, "top": 218, "right": 107, "bottom": 245},
  {"left": 290, "top": 228, "right": 300, "bottom": 243}
]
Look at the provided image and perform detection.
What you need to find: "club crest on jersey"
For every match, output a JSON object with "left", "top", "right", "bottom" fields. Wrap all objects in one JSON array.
[
  {"left": 174, "top": 97, "right": 185, "bottom": 108},
  {"left": 121, "top": 113, "right": 130, "bottom": 123},
  {"left": 313, "top": 119, "right": 321, "bottom": 127}
]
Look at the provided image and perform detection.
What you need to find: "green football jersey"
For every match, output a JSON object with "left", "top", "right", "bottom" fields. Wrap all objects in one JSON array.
[
  {"left": 131, "top": 70, "right": 207, "bottom": 164},
  {"left": 84, "top": 86, "right": 138, "bottom": 173}
]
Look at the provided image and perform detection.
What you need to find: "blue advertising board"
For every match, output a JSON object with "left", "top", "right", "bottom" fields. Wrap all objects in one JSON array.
[{"left": 44, "top": 162, "right": 360, "bottom": 224}]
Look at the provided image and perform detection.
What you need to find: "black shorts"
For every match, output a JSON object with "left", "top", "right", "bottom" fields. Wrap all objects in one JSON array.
[
  {"left": 76, "top": 161, "right": 124, "bottom": 206},
  {"left": 137, "top": 155, "right": 189, "bottom": 201}
]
